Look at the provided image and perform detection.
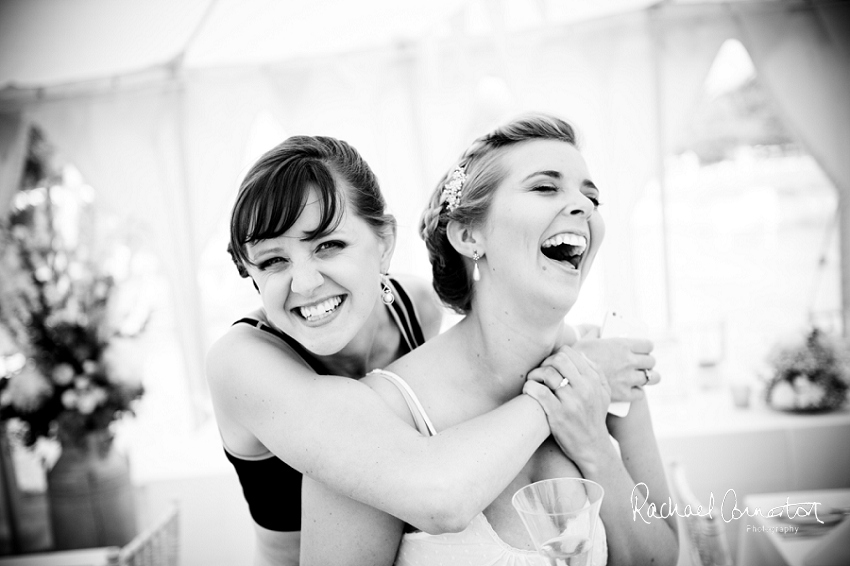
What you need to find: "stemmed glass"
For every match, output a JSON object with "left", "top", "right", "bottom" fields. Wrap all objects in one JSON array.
[{"left": 512, "top": 478, "right": 604, "bottom": 566}]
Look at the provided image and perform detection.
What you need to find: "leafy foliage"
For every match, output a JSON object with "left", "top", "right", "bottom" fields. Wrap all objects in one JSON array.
[
  {"left": 765, "top": 328, "right": 850, "bottom": 413},
  {"left": 0, "top": 129, "right": 145, "bottom": 447}
]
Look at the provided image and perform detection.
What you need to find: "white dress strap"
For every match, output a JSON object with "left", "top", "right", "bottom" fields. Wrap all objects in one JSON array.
[{"left": 367, "top": 369, "right": 438, "bottom": 437}]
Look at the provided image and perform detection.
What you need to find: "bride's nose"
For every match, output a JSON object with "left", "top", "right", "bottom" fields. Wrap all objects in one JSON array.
[
  {"left": 290, "top": 262, "right": 324, "bottom": 295},
  {"left": 562, "top": 192, "right": 594, "bottom": 218}
]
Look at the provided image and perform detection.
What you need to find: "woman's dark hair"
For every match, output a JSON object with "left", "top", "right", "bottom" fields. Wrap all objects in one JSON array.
[
  {"left": 419, "top": 113, "right": 578, "bottom": 313},
  {"left": 229, "top": 135, "right": 394, "bottom": 277}
]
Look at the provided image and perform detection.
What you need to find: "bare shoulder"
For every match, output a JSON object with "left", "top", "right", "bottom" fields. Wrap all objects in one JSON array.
[
  {"left": 391, "top": 273, "right": 444, "bottom": 339},
  {"left": 205, "top": 325, "right": 249, "bottom": 389},
  {"left": 205, "top": 322, "right": 315, "bottom": 414},
  {"left": 383, "top": 331, "right": 454, "bottom": 395},
  {"left": 360, "top": 324, "right": 451, "bottom": 420},
  {"left": 206, "top": 323, "right": 273, "bottom": 387},
  {"left": 361, "top": 370, "right": 417, "bottom": 429}
]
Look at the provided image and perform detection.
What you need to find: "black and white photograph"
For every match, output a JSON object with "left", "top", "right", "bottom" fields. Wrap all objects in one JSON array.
[{"left": 0, "top": 1, "right": 848, "bottom": 565}]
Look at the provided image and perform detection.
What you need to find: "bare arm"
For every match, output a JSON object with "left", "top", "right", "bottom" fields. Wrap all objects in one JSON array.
[
  {"left": 301, "top": 363, "right": 469, "bottom": 565},
  {"left": 301, "top": 476, "right": 404, "bottom": 566},
  {"left": 524, "top": 348, "right": 678, "bottom": 566},
  {"left": 207, "top": 328, "right": 549, "bottom": 533},
  {"left": 584, "top": 398, "right": 678, "bottom": 566}
]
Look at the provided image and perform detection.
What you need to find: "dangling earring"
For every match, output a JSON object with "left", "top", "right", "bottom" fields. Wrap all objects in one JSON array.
[
  {"left": 381, "top": 274, "right": 395, "bottom": 305},
  {"left": 472, "top": 251, "right": 481, "bottom": 282}
]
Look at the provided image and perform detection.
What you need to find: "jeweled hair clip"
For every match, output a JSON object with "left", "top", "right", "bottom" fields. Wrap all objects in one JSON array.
[{"left": 440, "top": 166, "right": 467, "bottom": 212}]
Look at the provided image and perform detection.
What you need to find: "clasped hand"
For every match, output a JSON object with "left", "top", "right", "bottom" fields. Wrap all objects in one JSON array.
[
  {"left": 522, "top": 330, "right": 659, "bottom": 469},
  {"left": 523, "top": 346, "right": 612, "bottom": 469},
  {"left": 572, "top": 327, "right": 658, "bottom": 402}
]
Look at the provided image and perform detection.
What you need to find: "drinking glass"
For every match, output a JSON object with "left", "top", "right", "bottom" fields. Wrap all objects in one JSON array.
[{"left": 512, "top": 477, "right": 604, "bottom": 566}]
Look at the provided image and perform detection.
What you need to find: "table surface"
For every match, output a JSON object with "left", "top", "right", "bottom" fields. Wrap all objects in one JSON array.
[
  {"left": 649, "top": 390, "right": 850, "bottom": 438},
  {"left": 0, "top": 547, "right": 114, "bottom": 566},
  {"left": 737, "top": 488, "right": 850, "bottom": 566}
]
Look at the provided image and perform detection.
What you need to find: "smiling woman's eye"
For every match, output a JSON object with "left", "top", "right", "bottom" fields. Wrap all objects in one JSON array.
[
  {"left": 258, "top": 257, "right": 287, "bottom": 270},
  {"left": 316, "top": 240, "right": 346, "bottom": 253}
]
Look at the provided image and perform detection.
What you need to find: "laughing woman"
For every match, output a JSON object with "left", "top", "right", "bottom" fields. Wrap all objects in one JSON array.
[
  {"left": 301, "top": 114, "right": 678, "bottom": 566},
  {"left": 207, "top": 135, "right": 658, "bottom": 565}
]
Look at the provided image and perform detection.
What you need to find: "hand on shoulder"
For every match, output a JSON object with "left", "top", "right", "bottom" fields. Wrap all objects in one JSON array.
[{"left": 572, "top": 332, "right": 657, "bottom": 403}]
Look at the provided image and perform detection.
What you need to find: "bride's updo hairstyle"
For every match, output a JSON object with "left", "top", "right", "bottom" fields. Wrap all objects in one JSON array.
[
  {"left": 229, "top": 135, "right": 394, "bottom": 277},
  {"left": 419, "top": 113, "right": 578, "bottom": 313}
]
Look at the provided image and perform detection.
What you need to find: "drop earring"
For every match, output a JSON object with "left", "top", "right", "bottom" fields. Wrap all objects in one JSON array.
[
  {"left": 472, "top": 251, "right": 481, "bottom": 282},
  {"left": 381, "top": 274, "right": 395, "bottom": 305}
]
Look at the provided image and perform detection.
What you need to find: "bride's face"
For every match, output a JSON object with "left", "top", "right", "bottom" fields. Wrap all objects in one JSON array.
[{"left": 474, "top": 139, "right": 604, "bottom": 316}]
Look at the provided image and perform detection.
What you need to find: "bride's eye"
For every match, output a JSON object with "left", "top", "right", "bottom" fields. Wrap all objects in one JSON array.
[{"left": 532, "top": 185, "right": 558, "bottom": 193}]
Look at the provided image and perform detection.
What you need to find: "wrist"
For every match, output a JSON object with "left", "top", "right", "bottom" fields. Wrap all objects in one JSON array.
[
  {"left": 519, "top": 393, "right": 550, "bottom": 439},
  {"left": 575, "top": 438, "right": 620, "bottom": 478}
]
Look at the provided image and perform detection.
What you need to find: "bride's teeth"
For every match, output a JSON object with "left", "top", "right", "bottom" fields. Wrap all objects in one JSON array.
[
  {"left": 542, "top": 233, "right": 587, "bottom": 252},
  {"left": 299, "top": 296, "right": 342, "bottom": 321}
]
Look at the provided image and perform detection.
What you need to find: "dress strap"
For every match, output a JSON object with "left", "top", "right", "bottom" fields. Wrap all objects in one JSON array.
[
  {"left": 367, "top": 369, "right": 437, "bottom": 437},
  {"left": 387, "top": 278, "right": 426, "bottom": 350},
  {"left": 232, "top": 317, "right": 329, "bottom": 374}
]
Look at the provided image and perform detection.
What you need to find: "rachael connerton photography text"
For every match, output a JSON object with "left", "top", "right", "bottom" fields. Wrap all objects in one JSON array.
[{"left": 629, "top": 483, "right": 826, "bottom": 528}]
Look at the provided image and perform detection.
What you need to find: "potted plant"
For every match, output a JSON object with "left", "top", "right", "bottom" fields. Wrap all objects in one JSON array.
[
  {"left": 0, "top": 176, "right": 146, "bottom": 549},
  {"left": 765, "top": 328, "right": 850, "bottom": 413}
]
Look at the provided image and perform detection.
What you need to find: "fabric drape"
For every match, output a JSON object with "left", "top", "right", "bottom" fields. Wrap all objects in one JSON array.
[
  {"left": 733, "top": 2, "right": 850, "bottom": 330},
  {"left": 0, "top": 112, "right": 28, "bottom": 218},
  {"left": 23, "top": 85, "right": 210, "bottom": 418}
]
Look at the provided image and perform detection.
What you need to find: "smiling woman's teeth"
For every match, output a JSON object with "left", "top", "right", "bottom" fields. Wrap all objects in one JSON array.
[
  {"left": 299, "top": 296, "right": 342, "bottom": 321},
  {"left": 542, "top": 233, "right": 587, "bottom": 252}
]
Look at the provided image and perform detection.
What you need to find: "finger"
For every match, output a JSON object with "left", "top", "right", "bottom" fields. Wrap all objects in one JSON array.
[
  {"left": 645, "top": 369, "right": 661, "bottom": 386},
  {"left": 541, "top": 350, "right": 582, "bottom": 386},
  {"left": 633, "top": 368, "right": 660, "bottom": 388},
  {"left": 633, "top": 368, "right": 650, "bottom": 388},
  {"left": 634, "top": 353, "right": 656, "bottom": 370},
  {"left": 523, "top": 381, "right": 567, "bottom": 415},
  {"left": 545, "top": 349, "right": 601, "bottom": 398},
  {"left": 555, "top": 347, "right": 599, "bottom": 382},
  {"left": 628, "top": 338, "right": 654, "bottom": 354},
  {"left": 527, "top": 366, "right": 567, "bottom": 390}
]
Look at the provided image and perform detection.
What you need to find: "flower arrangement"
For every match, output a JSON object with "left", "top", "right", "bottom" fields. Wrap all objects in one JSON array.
[
  {"left": 0, "top": 179, "right": 145, "bottom": 448},
  {"left": 765, "top": 328, "right": 850, "bottom": 413}
]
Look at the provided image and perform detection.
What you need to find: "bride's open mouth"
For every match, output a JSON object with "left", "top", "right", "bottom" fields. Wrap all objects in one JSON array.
[
  {"left": 293, "top": 295, "right": 347, "bottom": 322},
  {"left": 541, "top": 232, "right": 587, "bottom": 270}
]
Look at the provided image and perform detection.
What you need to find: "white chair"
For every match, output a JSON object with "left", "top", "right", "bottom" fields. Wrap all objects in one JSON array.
[
  {"left": 107, "top": 504, "right": 178, "bottom": 566},
  {"left": 668, "top": 462, "right": 734, "bottom": 566},
  {"left": 0, "top": 504, "right": 179, "bottom": 566}
]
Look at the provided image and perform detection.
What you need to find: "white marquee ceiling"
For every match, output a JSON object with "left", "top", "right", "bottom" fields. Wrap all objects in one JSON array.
[{"left": 0, "top": 0, "right": 688, "bottom": 90}]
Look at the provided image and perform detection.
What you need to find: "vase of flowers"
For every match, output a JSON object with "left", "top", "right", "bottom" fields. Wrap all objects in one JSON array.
[
  {"left": 0, "top": 178, "right": 146, "bottom": 550},
  {"left": 765, "top": 328, "right": 850, "bottom": 414}
]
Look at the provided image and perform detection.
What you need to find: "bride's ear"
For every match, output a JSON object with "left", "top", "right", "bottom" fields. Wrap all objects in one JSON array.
[{"left": 446, "top": 219, "right": 481, "bottom": 260}]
